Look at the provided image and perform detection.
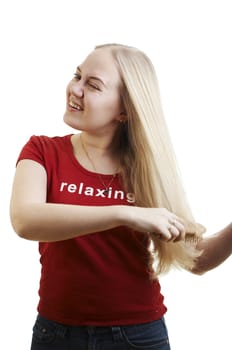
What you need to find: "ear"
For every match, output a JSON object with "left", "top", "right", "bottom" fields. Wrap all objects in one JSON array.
[{"left": 116, "top": 112, "right": 127, "bottom": 123}]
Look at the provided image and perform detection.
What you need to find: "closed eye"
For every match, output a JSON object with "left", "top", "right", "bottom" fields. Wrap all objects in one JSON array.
[
  {"left": 73, "top": 72, "right": 101, "bottom": 91},
  {"left": 88, "top": 81, "right": 100, "bottom": 90},
  {"left": 74, "top": 72, "right": 81, "bottom": 80}
]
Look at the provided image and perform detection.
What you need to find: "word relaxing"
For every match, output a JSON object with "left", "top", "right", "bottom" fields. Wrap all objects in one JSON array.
[{"left": 59, "top": 181, "right": 135, "bottom": 203}]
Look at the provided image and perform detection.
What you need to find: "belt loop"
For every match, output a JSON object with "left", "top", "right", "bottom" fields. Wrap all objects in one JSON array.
[
  {"left": 56, "top": 324, "right": 67, "bottom": 338},
  {"left": 111, "top": 326, "right": 123, "bottom": 342}
]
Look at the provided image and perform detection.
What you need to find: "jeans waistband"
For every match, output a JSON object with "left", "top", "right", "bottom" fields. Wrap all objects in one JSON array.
[{"left": 37, "top": 315, "right": 124, "bottom": 341}]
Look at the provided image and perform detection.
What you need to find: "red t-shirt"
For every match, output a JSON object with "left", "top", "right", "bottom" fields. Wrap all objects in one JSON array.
[{"left": 17, "top": 134, "right": 167, "bottom": 326}]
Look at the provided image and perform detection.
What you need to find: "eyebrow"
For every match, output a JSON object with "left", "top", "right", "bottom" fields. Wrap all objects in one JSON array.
[{"left": 77, "top": 66, "right": 106, "bottom": 87}]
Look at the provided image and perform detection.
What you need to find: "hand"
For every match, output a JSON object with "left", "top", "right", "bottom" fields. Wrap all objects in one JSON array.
[{"left": 128, "top": 207, "right": 186, "bottom": 242}]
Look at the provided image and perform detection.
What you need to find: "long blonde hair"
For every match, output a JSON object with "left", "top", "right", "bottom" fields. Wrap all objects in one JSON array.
[{"left": 96, "top": 43, "right": 205, "bottom": 277}]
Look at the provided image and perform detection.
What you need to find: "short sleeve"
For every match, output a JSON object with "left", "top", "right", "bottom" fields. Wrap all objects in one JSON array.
[{"left": 16, "top": 135, "right": 46, "bottom": 168}]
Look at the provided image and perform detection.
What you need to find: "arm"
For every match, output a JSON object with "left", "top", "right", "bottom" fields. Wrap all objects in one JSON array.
[
  {"left": 10, "top": 160, "right": 126, "bottom": 241},
  {"left": 191, "top": 223, "right": 232, "bottom": 274},
  {"left": 10, "top": 160, "right": 185, "bottom": 242}
]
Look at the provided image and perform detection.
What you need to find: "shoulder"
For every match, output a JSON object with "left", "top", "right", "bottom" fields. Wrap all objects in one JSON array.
[
  {"left": 24, "top": 134, "right": 74, "bottom": 154},
  {"left": 17, "top": 134, "right": 73, "bottom": 165},
  {"left": 28, "top": 134, "right": 73, "bottom": 147}
]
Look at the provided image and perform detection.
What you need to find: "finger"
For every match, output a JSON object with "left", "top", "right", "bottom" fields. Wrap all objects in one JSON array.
[
  {"left": 158, "top": 225, "right": 179, "bottom": 242},
  {"left": 172, "top": 221, "right": 186, "bottom": 242},
  {"left": 154, "top": 227, "right": 172, "bottom": 241},
  {"left": 169, "top": 216, "right": 184, "bottom": 227},
  {"left": 167, "top": 225, "right": 180, "bottom": 241},
  {"left": 167, "top": 217, "right": 186, "bottom": 241}
]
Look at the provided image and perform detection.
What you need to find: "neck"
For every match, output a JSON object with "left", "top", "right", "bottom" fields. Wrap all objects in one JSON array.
[
  {"left": 80, "top": 132, "right": 114, "bottom": 156},
  {"left": 79, "top": 132, "right": 119, "bottom": 175}
]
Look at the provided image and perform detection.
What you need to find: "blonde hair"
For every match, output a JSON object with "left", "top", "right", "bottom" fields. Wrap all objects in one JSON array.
[{"left": 96, "top": 43, "right": 205, "bottom": 277}]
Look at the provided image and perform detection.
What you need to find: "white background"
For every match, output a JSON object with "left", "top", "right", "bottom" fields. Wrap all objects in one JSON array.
[{"left": 0, "top": 0, "right": 231, "bottom": 349}]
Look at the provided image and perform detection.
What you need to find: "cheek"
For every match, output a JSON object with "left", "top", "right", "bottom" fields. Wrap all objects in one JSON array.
[
  {"left": 100, "top": 92, "right": 122, "bottom": 114},
  {"left": 107, "top": 96, "right": 122, "bottom": 115},
  {"left": 84, "top": 89, "right": 122, "bottom": 117}
]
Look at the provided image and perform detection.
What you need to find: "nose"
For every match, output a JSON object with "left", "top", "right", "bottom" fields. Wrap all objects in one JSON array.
[{"left": 70, "top": 80, "right": 84, "bottom": 98}]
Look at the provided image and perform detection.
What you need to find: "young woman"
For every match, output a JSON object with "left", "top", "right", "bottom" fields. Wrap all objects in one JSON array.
[{"left": 10, "top": 43, "right": 232, "bottom": 350}]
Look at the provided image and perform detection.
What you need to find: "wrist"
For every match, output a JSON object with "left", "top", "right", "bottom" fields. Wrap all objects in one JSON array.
[{"left": 115, "top": 205, "right": 135, "bottom": 227}]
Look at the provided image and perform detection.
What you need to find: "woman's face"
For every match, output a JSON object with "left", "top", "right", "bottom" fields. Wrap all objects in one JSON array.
[{"left": 64, "top": 48, "right": 124, "bottom": 135}]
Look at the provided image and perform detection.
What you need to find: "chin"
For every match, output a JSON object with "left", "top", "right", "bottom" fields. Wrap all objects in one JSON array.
[{"left": 63, "top": 113, "right": 80, "bottom": 130}]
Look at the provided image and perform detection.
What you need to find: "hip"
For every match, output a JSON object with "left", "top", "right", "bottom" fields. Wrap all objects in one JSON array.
[{"left": 31, "top": 314, "right": 171, "bottom": 350}]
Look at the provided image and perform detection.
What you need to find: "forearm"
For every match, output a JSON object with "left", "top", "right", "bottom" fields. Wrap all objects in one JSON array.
[
  {"left": 10, "top": 203, "right": 187, "bottom": 243},
  {"left": 10, "top": 203, "right": 126, "bottom": 242},
  {"left": 192, "top": 223, "right": 232, "bottom": 274}
]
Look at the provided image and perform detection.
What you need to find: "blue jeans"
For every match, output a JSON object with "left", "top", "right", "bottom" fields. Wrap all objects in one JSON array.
[{"left": 30, "top": 314, "right": 171, "bottom": 350}]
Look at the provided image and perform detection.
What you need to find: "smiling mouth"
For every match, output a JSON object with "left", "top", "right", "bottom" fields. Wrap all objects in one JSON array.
[{"left": 69, "top": 101, "right": 83, "bottom": 111}]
